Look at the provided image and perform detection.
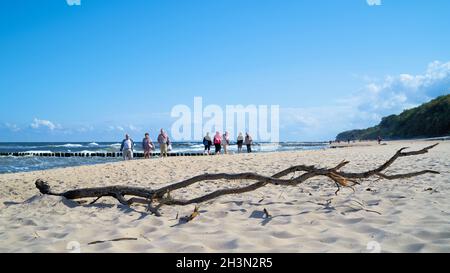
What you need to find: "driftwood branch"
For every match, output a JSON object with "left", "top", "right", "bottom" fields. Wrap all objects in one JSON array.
[{"left": 35, "top": 144, "right": 440, "bottom": 216}]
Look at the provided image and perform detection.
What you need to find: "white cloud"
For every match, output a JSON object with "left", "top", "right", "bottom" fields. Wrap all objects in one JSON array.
[
  {"left": 108, "top": 125, "right": 125, "bottom": 132},
  {"left": 107, "top": 124, "right": 141, "bottom": 132},
  {"left": 347, "top": 61, "right": 450, "bottom": 117},
  {"left": 280, "top": 61, "right": 450, "bottom": 140},
  {"left": 30, "top": 118, "right": 60, "bottom": 131},
  {"left": 66, "top": 0, "right": 81, "bottom": 6},
  {"left": 128, "top": 124, "right": 140, "bottom": 131},
  {"left": 366, "top": 0, "right": 382, "bottom": 6},
  {"left": 4, "top": 123, "right": 21, "bottom": 132},
  {"left": 76, "top": 125, "right": 94, "bottom": 133}
]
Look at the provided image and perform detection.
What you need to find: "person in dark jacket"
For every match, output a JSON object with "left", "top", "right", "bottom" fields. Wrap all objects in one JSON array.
[
  {"left": 203, "top": 132, "right": 212, "bottom": 155},
  {"left": 244, "top": 133, "right": 253, "bottom": 153}
]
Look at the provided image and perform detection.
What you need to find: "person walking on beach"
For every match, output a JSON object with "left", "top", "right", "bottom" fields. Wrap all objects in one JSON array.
[
  {"left": 203, "top": 132, "right": 212, "bottom": 155},
  {"left": 213, "top": 131, "right": 222, "bottom": 155},
  {"left": 142, "top": 133, "right": 154, "bottom": 159},
  {"left": 237, "top": 132, "right": 244, "bottom": 153},
  {"left": 120, "top": 134, "right": 134, "bottom": 160},
  {"left": 377, "top": 135, "right": 382, "bottom": 145},
  {"left": 222, "top": 131, "right": 230, "bottom": 154},
  {"left": 158, "top": 129, "right": 169, "bottom": 157},
  {"left": 244, "top": 133, "right": 253, "bottom": 153}
]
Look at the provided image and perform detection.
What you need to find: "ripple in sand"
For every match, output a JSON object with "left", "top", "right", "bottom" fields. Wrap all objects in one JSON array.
[
  {"left": 270, "top": 231, "right": 297, "bottom": 239},
  {"left": 411, "top": 230, "right": 450, "bottom": 241},
  {"left": 401, "top": 243, "right": 426, "bottom": 252},
  {"left": 337, "top": 217, "right": 364, "bottom": 225},
  {"left": 21, "top": 219, "right": 38, "bottom": 226},
  {"left": 205, "top": 239, "right": 240, "bottom": 251}
]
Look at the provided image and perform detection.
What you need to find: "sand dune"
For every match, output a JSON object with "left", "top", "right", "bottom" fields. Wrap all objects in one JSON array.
[{"left": 0, "top": 140, "right": 449, "bottom": 253}]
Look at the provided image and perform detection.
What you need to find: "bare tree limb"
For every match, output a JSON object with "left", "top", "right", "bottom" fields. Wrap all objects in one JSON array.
[{"left": 35, "top": 144, "right": 440, "bottom": 216}]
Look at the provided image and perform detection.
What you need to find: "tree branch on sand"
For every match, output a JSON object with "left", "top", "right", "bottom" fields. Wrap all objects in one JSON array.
[{"left": 35, "top": 144, "right": 440, "bottom": 217}]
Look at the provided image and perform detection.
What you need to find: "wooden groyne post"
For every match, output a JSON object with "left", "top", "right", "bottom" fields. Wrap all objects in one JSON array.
[{"left": 0, "top": 152, "right": 207, "bottom": 158}]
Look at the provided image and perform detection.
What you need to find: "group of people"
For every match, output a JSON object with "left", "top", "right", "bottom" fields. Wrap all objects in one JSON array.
[
  {"left": 120, "top": 129, "right": 171, "bottom": 160},
  {"left": 119, "top": 130, "right": 254, "bottom": 160},
  {"left": 203, "top": 132, "right": 253, "bottom": 155}
]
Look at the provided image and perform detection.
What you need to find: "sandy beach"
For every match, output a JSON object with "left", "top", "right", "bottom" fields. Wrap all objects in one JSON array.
[{"left": 0, "top": 140, "right": 449, "bottom": 253}]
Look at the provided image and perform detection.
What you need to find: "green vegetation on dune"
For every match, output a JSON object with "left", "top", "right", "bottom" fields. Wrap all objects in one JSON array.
[{"left": 336, "top": 95, "right": 450, "bottom": 141}]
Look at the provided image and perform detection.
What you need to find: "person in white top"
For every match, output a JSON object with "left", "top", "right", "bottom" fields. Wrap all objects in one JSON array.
[{"left": 120, "top": 134, "right": 134, "bottom": 160}]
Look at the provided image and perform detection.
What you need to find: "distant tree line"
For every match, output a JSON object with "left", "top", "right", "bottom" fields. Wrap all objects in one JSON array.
[{"left": 336, "top": 94, "right": 450, "bottom": 141}]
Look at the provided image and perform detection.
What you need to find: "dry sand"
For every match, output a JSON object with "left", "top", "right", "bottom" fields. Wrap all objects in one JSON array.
[{"left": 0, "top": 140, "right": 449, "bottom": 253}]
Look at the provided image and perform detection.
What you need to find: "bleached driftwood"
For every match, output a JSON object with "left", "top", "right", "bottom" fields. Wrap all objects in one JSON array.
[{"left": 35, "top": 144, "right": 440, "bottom": 216}]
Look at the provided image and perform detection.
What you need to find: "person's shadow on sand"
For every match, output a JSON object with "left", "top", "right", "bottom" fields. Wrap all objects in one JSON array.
[{"left": 249, "top": 210, "right": 273, "bottom": 226}]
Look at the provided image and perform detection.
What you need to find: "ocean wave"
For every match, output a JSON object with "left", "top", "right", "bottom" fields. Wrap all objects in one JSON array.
[
  {"left": 108, "top": 143, "right": 121, "bottom": 150},
  {"left": 78, "top": 150, "right": 112, "bottom": 154},
  {"left": 53, "top": 144, "right": 84, "bottom": 148},
  {"left": 0, "top": 145, "right": 40, "bottom": 149},
  {"left": 88, "top": 142, "right": 99, "bottom": 146},
  {"left": 256, "top": 143, "right": 281, "bottom": 152},
  {"left": 170, "top": 148, "right": 203, "bottom": 153},
  {"left": 187, "top": 144, "right": 204, "bottom": 149},
  {"left": 23, "top": 150, "right": 54, "bottom": 154},
  {"left": 78, "top": 150, "right": 97, "bottom": 154}
]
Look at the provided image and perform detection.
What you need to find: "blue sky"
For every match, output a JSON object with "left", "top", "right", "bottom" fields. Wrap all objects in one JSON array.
[{"left": 1, "top": 0, "right": 449, "bottom": 142}]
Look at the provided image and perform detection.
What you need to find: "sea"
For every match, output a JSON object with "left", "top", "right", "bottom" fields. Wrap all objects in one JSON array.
[{"left": 0, "top": 142, "right": 328, "bottom": 174}]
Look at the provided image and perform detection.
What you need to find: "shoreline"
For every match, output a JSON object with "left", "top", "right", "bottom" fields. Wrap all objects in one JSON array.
[
  {"left": 2, "top": 138, "right": 445, "bottom": 175},
  {"left": 0, "top": 140, "right": 448, "bottom": 252}
]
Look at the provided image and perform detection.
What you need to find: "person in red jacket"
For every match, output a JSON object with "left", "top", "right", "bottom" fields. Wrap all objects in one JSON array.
[{"left": 213, "top": 131, "right": 222, "bottom": 155}]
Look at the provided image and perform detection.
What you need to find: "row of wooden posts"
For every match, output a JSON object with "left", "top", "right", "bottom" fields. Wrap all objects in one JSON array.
[{"left": 0, "top": 152, "right": 207, "bottom": 158}]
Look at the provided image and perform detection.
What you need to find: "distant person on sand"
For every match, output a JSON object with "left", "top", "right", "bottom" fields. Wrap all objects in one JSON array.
[
  {"left": 245, "top": 133, "right": 253, "bottom": 153},
  {"left": 213, "top": 131, "right": 222, "bottom": 155},
  {"left": 203, "top": 132, "right": 212, "bottom": 155},
  {"left": 377, "top": 136, "right": 382, "bottom": 145},
  {"left": 120, "top": 134, "right": 134, "bottom": 160},
  {"left": 222, "top": 131, "right": 230, "bottom": 154},
  {"left": 237, "top": 132, "right": 244, "bottom": 153},
  {"left": 142, "top": 133, "right": 154, "bottom": 159},
  {"left": 158, "top": 129, "right": 169, "bottom": 157}
]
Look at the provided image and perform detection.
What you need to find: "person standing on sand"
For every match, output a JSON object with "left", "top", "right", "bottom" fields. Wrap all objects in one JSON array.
[
  {"left": 377, "top": 136, "right": 382, "bottom": 145},
  {"left": 237, "top": 132, "right": 244, "bottom": 153},
  {"left": 142, "top": 133, "right": 154, "bottom": 159},
  {"left": 203, "top": 132, "right": 212, "bottom": 155},
  {"left": 245, "top": 133, "right": 253, "bottom": 153},
  {"left": 120, "top": 134, "right": 134, "bottom": 160},
  {"left": 213, "top": 131, "right": 222, "bottom": 155},
  {"left": 158, "top": 129, "right": 169, "bottom": 157},
  {"left": 222, "top": 131, "right": 230, "bottom": 154}
]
